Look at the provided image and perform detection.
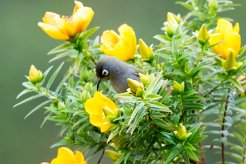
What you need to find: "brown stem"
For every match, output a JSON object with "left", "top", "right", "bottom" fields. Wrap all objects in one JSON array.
[
  {"left": 97, "top": 148, "right": 105, "bottom": 164},
  {"left": 221, "top": 90, "right": 230, "bottom": 164}
]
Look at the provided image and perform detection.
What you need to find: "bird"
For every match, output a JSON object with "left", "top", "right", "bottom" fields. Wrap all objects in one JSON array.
[{"left": 96, "top": 56, "right": 142, "bottom": 93}]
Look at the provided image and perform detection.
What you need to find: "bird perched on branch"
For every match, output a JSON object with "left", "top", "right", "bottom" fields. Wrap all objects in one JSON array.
[{"left": 96, "top": 56, "right": 142, "bottom": 93}]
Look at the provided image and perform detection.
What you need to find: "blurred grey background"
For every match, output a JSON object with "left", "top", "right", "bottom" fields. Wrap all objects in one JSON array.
[{"left": 0, "top": 0, "right": 245, "bottom": 163}]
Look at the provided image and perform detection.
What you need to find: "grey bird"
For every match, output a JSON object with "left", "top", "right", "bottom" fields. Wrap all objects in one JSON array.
[{"left": 96, "top": 56, "right": 142, "bottom": 93}]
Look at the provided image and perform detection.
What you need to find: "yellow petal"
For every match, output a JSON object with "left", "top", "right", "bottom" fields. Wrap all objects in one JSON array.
[
  {"left": 75, "top": 7, "right": 94, "bottom": 31},
  {"left": 51, "top": 147, "right": 75, "bottom": 164},
  {"left": 100, "top": 121, "right": 112, "bottom": 133},
  {"left": 216, "top": 19, "right": 233, "bottom": 34},
  {"left": 94, "top": 92, "right": 118, "bottom": 116},
  {"left": 38, "top": 22, "right": 69, "bottom": 40},
  {"left": 73, "top": 1, "right": 84, "bottom": 13},
  {"left": 74, "top": 151, "right": 86, "bottom": 164},
  {"left": 101, "top": 30, "right": 120, "bottom": 48},
  {"left": 89, "top": 114, "right": 104, "bottom": 127},
  {"left": 42, "top": 12, "right": 63, "bottom": 26},
  {"left": 84, "top": 92, "right": 104, "bottom": 115}
]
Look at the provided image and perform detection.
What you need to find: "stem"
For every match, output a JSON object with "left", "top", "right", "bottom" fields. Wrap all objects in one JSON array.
[
  {"left": 221, "top": 90, "right": 230, "bottom": 164},
  {"left": 179, "top": 95, "right": 186, "bottom": 123},
  {"left": 97, "top": 147, "right": 105, "bottom": 164},
  {"left": 243, "top": 138, "right": 246, "bottom": 163}
]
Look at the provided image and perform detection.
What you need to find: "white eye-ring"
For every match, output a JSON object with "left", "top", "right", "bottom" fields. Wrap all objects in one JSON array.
[{"left": 102, "top": 69, "right": 109, "bottom": 76}]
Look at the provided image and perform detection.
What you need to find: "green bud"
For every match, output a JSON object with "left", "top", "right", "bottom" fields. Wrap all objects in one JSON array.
[
  {"left": 208, "top": 0, "right": 218, "bottom": 10},
  {"left": 167, "top": 12, "right": 181, "bottom": 24},
  {"left": 139, "top": 73, "right": 151, "bottom": 85},
  {"left": 172, "top": 81, "right": 185, "bottom": 93},
  {"left": 81, "top": 90, "right": 91, "bottom": 102},
  {"left": 197, "top": 24, "right": 210, "bottom": 45},
  {"left": 165, "top": 24, "right": 175, "bottom": 38},
  {"left": 139, "top": 39, "right": 153, "bottom": 60},
  {"left": 222, "top": 49, "right": 242, "bottom": 71},
  {"left": 127, "top": 78, "right": 144, "bottom": 96},
  {"left": 58, "top": 101, "right": 66, "bottom": 110},
  {"left": 105, "top": 150, "right": 121, "bottom": 161},
  {"left": 28, "top": 65, "right": 42, "bottom": 84},
  {"left": 174, "top": 123, "right": 191, "bottom": 140}
]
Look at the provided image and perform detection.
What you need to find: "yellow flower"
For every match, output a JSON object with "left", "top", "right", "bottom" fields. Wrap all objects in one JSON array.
[
  {"left": 209, "top": 19, "right": 241, "bottom": 58},
  {"left": 84, "top": 91, "right": 118, "bottom": 133},
  {"left": 139, "top": 39, "right": 153, "bottom": 60},
  {"left": 174, "top": 123, "right": 191, "bottom": 140},
  {"left": 51, "top": 147, "right": 86, "bottom": 164},
  {"left": 38, "top": 1, "right": 94, "bottom": 40},
  {"left": 29, "top": 65, "right": 42, "bottom": 84},
  {"left": 100, "top": 24, "right": 137, "bottom": 61}
]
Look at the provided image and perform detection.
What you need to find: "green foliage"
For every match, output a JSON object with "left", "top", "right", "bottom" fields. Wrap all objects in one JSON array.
[{"left": 15, "top": 0, "right": 246, "bottom": 163}]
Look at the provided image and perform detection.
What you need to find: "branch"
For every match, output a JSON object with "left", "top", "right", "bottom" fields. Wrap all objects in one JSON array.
[
  {"left": 97, "top": 148, "right": 105, "bottom": 164},
  {"left": 221, "top": 90, "right": 230, "bottom": 164}
]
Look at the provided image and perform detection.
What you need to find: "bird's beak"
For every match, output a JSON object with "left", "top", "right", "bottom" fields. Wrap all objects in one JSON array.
[{"left": 97, "top": 80, "right": 101, "bottom": 90}]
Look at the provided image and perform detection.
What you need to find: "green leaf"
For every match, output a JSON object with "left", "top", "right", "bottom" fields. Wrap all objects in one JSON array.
[
  {"left": 46, "top": 62, "right": 64, "bottom": 89},
  {"left": 176, "top": 1, "right": 194, "bottom": 11},
  {"left": 146, "top": 72, "right": 163, "bottom": 94},
  {"left": 128, "top": 103, "right": 145, "bottom": 126},
  {"left": 24, "top": 100, "right": 51, "bottom": 119},
  {"left": 229, "top": 78, "right": 244, "bottom": 93},
  {"left": 148, "top": 101, "right": 172, "bottom": 113},
  {"left": 55, "top": 68, "right": 73, "bottom": 93},
  {"left": 48, "top": 42, "right": 73, "bottom": 55},
  {"left": 16, "top": 89, "right": 32, "bottom": 99},
  {"left": 49, "top": 49, "right": 77, "bottom": 63},
  {"left": 14, "top": 94, "right": 43, "bottom": 108},
  {"left": 164, "top": 147, "right": 181, "bottom": 164},
  {"left": 40, "top": 113, "right": 52, "bottom": 128},
  {"left": 238, "top": 44, "right": 246, "bottom": 56},
  {"left": 79, "top": 26, "right": 100, "bottom": 40}
]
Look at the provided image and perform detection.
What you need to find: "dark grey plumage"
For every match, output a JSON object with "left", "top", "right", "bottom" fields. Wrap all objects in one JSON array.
[{"left": 96, "top": 56, "right": 142, "bottom": 93}]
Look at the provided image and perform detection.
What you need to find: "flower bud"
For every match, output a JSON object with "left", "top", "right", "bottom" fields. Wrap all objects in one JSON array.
[
  {"left": 223, "top": 48, "right": 242, "bottom": 71},
  {"left": 81, "top": 90, "right": 91, "bottom": 102},
  {"left": 58, "top": 101, "right": 66, "bottom": 110},
  {"left": 164, "top": 12, "right": 181, "bottom": 38},
  {"left": 208, "top": 0, "right": 218, "bottom": 10},
  {"left": 167, "top": 12, "right": 181, "bottom": 24},
  {"left": 127, "top": 78, "right": 144, "bottom": 96},
  {"left": 174, "top": 123, "right": 191, "bottom": 140},
  {"left": 197, "top": 24, "right": 210, "bottom": 45},
  {"left": 105, "top": 150, "right": 121, "bottom": 161},
  {"left": 139, "top": 39, "right": 153, "bottom": 60},
  {"left": 164, "top": 24, "right": 175, "bottom": 38},
  {"left": 172, "top": 81, "right": 184, "bottom": 93},
  {"left": 139, "top": 73, "right": 150, "bottom": 85},
  {"left": 29, "top": 65, "right": 42, "bottom": 84}
]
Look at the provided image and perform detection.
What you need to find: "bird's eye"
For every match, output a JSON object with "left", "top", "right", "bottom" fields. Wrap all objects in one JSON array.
[{"left": 102, "top": 69, "right": 109, "bottom": 76}]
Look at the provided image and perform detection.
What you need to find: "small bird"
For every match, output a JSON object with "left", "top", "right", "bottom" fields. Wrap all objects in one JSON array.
[{"left": 96, "top": 56, "right": 142, "bottom": 93}]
